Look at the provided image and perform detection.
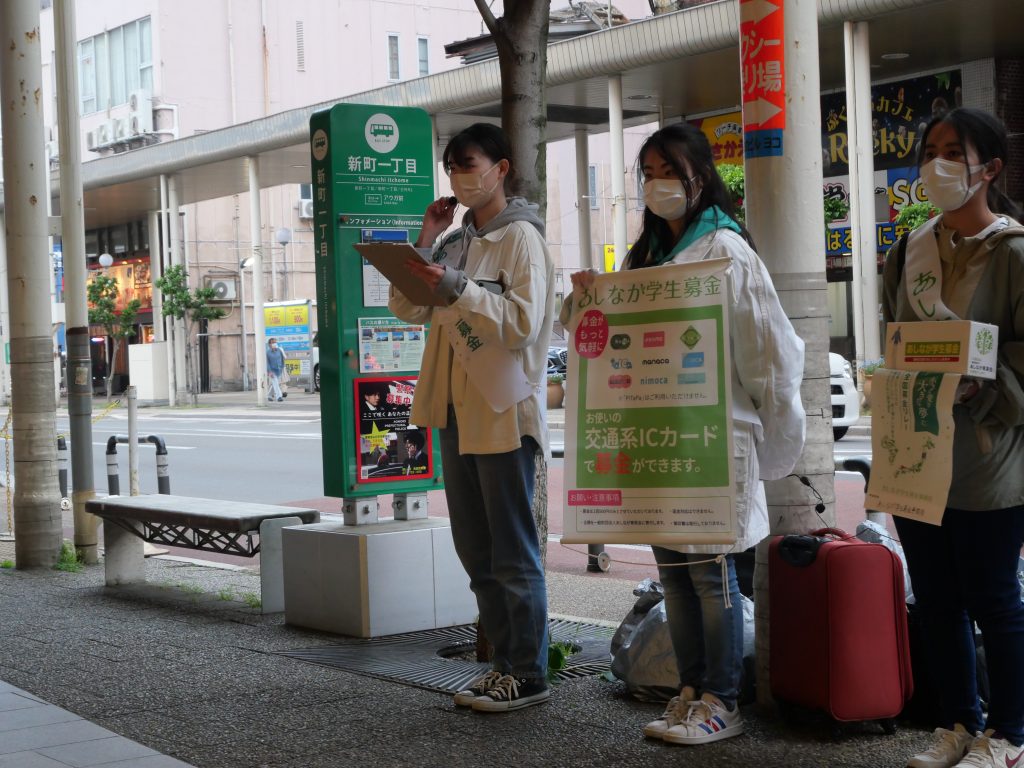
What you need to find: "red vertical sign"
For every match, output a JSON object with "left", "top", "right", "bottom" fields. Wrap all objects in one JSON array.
[{"left": 740, "top": 0, "right": 785, "bottom": 158}]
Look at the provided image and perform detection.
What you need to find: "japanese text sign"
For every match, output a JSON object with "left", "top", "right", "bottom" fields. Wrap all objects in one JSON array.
[
  {"left": 562, "top": 259, "right": 736, "bottom": 546},
  {"left": 740, "top": 0, "right": 785, "bottom": 158}
]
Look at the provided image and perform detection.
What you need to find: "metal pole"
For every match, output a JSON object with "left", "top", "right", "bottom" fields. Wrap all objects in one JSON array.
[
  {"left": 239, "top": 261, "right": 250, "bottom": 390},
  {"left": 127, "top": 386, "right": 139, "bottom": 495},
  {"left": 57, "top": 436, "right": 68, "bottom": 500},
  {"left": 149, "top": 435, "right": 171, "bottom": 495},
  {"left": 55, "top": 0, "right": 98, "bottom": 563},
  {"left": 575, "top": 129, "right": 593, "bottom": 272},
  {"left": 248, "top": 157, "right": 268, "bottom": 406},
  {"left": 105, "top": 437, "right": 120, "bottom": 496},
  {"left": 1, "top": 0, "right": 64, "bottom": 567},
  {"left": 608, "top": 75, "right": 627, "bottom": 270}
]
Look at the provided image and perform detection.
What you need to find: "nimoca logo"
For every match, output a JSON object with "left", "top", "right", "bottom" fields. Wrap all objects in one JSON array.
[{"left": 365, "top": 113, "right": 399, "bottom": 154}]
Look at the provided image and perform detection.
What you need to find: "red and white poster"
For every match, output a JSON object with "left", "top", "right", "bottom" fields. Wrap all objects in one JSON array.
[{"left": 740, "top": 0, "right": 785, "bottom": 158}]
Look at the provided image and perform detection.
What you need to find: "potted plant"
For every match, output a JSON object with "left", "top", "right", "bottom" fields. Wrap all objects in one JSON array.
[
  {"left": 860, "top": 358, "right": 884, "bottom": 402},
  {"left": 547, "top": 372, "right": 565, "bottom": 409}
]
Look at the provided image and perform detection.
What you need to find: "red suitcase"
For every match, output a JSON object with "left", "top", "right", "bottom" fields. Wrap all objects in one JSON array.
[{"left": 769, "top": 528, "right": 913, "bottom": 727}]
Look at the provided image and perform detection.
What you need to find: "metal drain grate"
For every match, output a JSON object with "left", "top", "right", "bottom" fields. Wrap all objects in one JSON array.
[{"left": 276, "top": 618, "right": 615, "bottom": 694}]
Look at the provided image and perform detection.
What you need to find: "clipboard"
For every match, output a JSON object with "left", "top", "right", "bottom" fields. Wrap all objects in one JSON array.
[{"left": 354, "top": 242, "right": 447, "bottom": 307}]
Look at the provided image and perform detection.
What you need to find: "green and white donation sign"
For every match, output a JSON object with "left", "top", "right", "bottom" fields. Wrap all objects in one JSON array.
[{"left": 562, "top": 259, "right": 736, "bottom": 546}]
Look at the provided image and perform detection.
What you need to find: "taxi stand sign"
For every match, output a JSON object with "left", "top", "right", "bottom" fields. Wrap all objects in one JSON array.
[
  {"left": 740, "top": 0, "right": 786, "bottom": 159},
  {"left": 310, "top": 103, "right": 440, "bottom": 499}
]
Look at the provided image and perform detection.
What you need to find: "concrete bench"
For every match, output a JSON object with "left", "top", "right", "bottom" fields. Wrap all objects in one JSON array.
[{"left": 86, "top": 494, "right": 320, "bottom": 613}]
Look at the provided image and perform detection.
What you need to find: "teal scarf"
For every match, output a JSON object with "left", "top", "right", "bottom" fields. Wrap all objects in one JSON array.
[{"left": 648, "top": 206, "right": 742, "bottom": 266}]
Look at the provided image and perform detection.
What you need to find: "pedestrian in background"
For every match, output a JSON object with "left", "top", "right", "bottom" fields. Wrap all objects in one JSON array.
[
  {"left": 882, "top": 107, "right": 1024, "bottom": 768},
  {"left": 562, "top": 122, "right": 805, "bottom": 746},
  {"left": 266, "top": 337, "right": 286, "bottom": 402},
  {"left": 390, "top": 123, "right": 555, "bottom": 712}
]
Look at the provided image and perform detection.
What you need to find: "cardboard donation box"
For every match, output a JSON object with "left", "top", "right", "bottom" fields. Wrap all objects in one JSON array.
[{"left": 885, "top": 320, "right": 998, "bottom": 380}]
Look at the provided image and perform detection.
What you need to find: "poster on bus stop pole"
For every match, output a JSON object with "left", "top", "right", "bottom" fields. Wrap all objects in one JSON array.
[{"left": 561, "top": 259, "right": 736, "bottom": 546}]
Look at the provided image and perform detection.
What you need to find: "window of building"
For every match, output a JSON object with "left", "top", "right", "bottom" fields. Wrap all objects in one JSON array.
[
  {"left": 78, "top": 17, "right": 153, "bottom": 114},
  {"left": 387, "top": 34, "right": 400, "bottom": 80},
  {"left": 588, "top": 165, "right": 599, "bottom": 210},
  {"left": 299, "top": 183, "right": 313, "bottom": 201},
  {"left": 417, "top": 37, "right": 429, "bottom": 76}
]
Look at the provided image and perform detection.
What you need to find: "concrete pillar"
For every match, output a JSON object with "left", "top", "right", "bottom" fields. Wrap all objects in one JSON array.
[
  {"left": 160, "top": 173, "right": 176, "bottom": 406},
  {"left": 575, "top": 129, "right": 594, "bottom": 271},
  {"left": 148, "top": 209, "right": 163, "bottom": 342},
  {"left": 168, "top": 175, "right": 187, "bottom": 402},
  {"left": 249, "top": 157, "right": 268, "bottom": 407},
  {"left": 608, "top": 75, "right": 627, "bottom": 271},
  {"left": 740, "top": 0, "right": 835, "bottom": 704},
  {"left": 0, "top": 0, "right": 63, "bottom": 567},
  {"left": 844, "top": 21, "right": 881, "bottom": 375}
]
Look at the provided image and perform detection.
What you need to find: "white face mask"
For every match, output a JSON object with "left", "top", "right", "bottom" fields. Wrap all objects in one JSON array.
[
  {"left": 643, "top": 178, "right": 698, "bottom": 221},
  {"left": 919, "top": 157, "right": 987, "bottom": 212},
  {"left": 450, "top": 163, "right": 501, "bottom": 208}
]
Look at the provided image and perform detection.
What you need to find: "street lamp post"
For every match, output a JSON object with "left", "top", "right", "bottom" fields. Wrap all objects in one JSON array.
[{"left": 275, "top": 227, "right": 291, "bottom": 300}]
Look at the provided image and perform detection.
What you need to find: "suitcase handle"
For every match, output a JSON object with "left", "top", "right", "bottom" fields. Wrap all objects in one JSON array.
[
  {"left": 810, "top": 527, "right": 853, "bottom": 540},
  {"left": 777, "top": 534, "right": 824, "bottom": 567}
]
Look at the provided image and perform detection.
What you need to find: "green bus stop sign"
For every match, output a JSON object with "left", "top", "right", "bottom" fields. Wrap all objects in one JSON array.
[{"left": 309, "top": 103, "right": 440, "bottom": 499}]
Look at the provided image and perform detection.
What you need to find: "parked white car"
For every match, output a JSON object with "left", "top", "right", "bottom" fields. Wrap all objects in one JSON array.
[{"left": 830, "top": 352, "right": 860, "bottom": 440}]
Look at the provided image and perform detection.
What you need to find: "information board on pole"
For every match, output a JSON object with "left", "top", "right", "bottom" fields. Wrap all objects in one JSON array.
[
  {"left": 740, "top": 0, "right": 786, "bottom": 159},
  {"left": 309, "top": 103, "right": 440, "bottom": 498},
  {"left": 561, "top": 259, "right": 735, "bottom": 545},
  {"left": 263, "top": 300, "right": 313, "bottom": 383}
]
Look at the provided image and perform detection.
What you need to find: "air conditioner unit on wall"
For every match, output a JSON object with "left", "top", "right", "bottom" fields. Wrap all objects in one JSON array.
[
  {"left": 299, "top": 200, "right": 314, "bottom": 219},
  {"left": 113, "top": 118, "right": 129, "bottom": 141},
  {"left": 95, "top": 122, "right": 111, "bottom": 146},
  {"left": 86, "top": 130, "right": 97, "bottom": 150},
  {"left": 128, "top": 88, "right": 153, "bottom": 134},
  {"left": 205, "top": 278, "right": 238, "bottom": 301}
]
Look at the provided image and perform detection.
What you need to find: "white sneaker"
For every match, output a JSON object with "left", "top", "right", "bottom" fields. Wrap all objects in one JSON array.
[
  {"left": 663, "top": 692, "right": 744, "bottom": 745},
  {"left": 908, "top": 724, "right": 974, "bottom": 768},
  {"left": 642, "top": 686, "right": 696, "bottom": 739},
  {"left": 954, "top": 730, "right": 1024, "bottom": 768},
  {"left": 453, "top": 670, "right": 503, "bottom": 707}
]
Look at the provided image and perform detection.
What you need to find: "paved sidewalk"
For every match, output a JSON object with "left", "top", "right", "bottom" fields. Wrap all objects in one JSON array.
[{"left": 0, "top": 679, "right": 193, "bottom": 767}]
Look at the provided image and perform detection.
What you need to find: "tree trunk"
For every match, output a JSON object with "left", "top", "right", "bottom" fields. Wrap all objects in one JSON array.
[{"left": 475, "top": 0, "right": 550, "bottom": 217}]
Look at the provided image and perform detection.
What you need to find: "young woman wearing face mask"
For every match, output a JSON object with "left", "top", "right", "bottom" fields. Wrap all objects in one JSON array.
[
  {"left": 882, "top": 108, "right": 1024, "bottom": 768},
  {"left": 389, "top": 123, "right": 555, "bottom": 712},
  {"left": 561, "top": 122, "right": 805, "bottom": 745}
]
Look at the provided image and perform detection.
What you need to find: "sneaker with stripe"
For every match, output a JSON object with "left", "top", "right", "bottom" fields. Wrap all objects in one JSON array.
[
  {"left": 453, "top": 670, "right": 503, "bottom": 707},
  {"left": 662, "top": 692, "right": 744, "bottom": 745},
  {"left": 908, "top": 723, "right": 974, "bottom": 768},
  {"left": 643, "top": 686, "right": 697, "bottom": 739}
]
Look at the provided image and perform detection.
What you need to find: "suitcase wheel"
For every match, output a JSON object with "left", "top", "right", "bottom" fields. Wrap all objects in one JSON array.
[{"left": 880, "top": 718, "right": 897, "bottom": 735}]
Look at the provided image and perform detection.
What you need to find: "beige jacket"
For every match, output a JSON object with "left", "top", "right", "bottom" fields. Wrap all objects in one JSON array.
[{"left": 390, "top": 220, "right": 555, "bottom": 455}]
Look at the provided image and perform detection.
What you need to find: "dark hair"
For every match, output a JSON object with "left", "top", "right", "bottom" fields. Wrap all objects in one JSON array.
[
  {"left": 404, "top": 430, "right": 425, "bottom": 451},
  {"left": 442, "top": 123, "right": 516, "bottom": 195},
  {"left": 625, "top": 123, "right": 753, "bottom": 270},
  {"left": 917, "top": 107, "right": 1023, "bottom": 220}
]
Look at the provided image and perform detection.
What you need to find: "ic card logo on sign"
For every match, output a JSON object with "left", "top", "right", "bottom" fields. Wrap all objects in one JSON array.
[{"left": 365, "top": 113, "right": 399, "bottom": 153}]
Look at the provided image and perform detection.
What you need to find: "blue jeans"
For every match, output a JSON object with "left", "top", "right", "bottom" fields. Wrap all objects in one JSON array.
[
  {"left": 440, "top": 410, "right": 548, "bottom": 681},
  {"left": 652, "top": 548, "right": 743, "bottom": 708},
  {"left": 895, "top": 507, "right": 1024, "bottom": 745}
]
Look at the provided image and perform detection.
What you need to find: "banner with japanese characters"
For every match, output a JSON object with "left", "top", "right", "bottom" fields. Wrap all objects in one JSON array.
[
  {"left": 562, "top": 259, "right": 735, "bottom": 545},
  {"left": 865, "top": 368, "right": 959, "bottom": 525}
]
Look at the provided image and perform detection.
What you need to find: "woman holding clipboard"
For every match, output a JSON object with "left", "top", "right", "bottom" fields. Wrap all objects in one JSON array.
[{"left": 388, "top": 123, "right": 555, "bottom": 713}]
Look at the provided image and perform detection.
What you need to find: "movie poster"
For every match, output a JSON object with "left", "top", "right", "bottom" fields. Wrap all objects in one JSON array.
[{"left": 354, "top": 376, "right": 432, "bottom": 482}]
